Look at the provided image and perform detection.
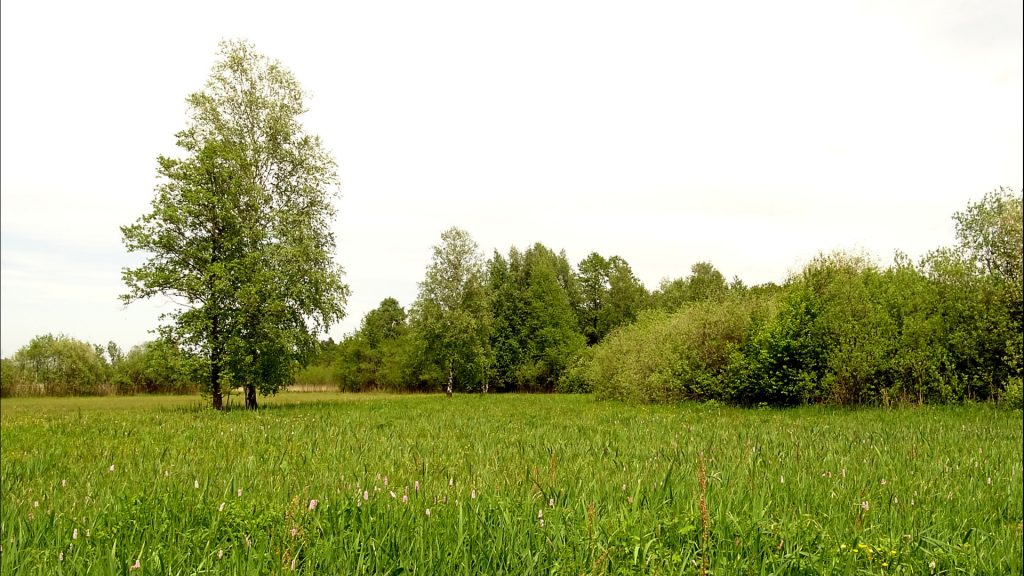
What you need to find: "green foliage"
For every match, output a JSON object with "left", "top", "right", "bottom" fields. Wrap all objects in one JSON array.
[
  {"left": 591, "top": 295, "right": 775, "bottom": 404},
  {"left": 6, "top": 334, "right": 111, "bottom": 396},
  {"left": 113, "top": 339, "right": 198, "bottom": 395},
  {"left": 652, "top": 261, "right": 730, "bottom": 311},
  {"left": 489, "top": 244, "right": 586, "bottom": 392},
  {"left": 576, "top": 253, "right": 648, "bottom": 345},
  {"left": 121, "top": 40, "right": 348, "bottom": 409},
  {"left": 2, "top": 395, "right": 1020, "bottom": 573},
  {"left": 409, "top": 228, "right": 491, "bottom": 392}
]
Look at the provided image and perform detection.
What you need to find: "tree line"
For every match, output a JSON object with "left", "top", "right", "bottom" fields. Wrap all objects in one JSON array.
[
  {"left": 2, "top": 40, "right": 1020, "bottom": 408},
  {"left": 294, "top": 188, "right": 1021, "bottom": 407}
]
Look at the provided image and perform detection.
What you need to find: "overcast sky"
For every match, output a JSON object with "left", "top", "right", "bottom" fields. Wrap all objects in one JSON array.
[{"left": 1, "top": 0, "right": 1021, "bottom": 357}]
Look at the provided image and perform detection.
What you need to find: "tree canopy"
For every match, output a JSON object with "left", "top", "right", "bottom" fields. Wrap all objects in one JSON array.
[{"left": 121, "top": 40, "right": 348, "bottom": 409}]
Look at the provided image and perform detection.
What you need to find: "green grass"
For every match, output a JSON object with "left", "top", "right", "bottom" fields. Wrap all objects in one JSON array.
[{"left": 1, "top": 394, "right": 1021, "bottom": 574}]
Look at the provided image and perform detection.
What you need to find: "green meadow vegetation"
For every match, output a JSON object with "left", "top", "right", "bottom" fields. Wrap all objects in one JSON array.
[
  {"left": 1, "top": 39, "right": 1022, "bottom": 575},
  {"left": 2, "top": 394, "right": 1021, "bottom": 574}
]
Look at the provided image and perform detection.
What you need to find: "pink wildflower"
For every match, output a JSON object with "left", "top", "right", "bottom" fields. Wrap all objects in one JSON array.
[
  {"left": 308, "top": 499, "right": 318, "bottom": 511},
  {"left": 130, "top": 560, "right": 141, "bottom": 570},
  {"left": 415, "top": 481, "right": 420, "bottom": 492},
  {"left": 402, "top": 494, "right": 408, "bottom": 504},
  {"left": 362, "top": 490, "right": 369, "bottom": 501}
]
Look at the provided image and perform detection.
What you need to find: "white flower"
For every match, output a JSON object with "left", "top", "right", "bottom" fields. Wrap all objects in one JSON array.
[
  {"left": 425, "top": 508, "right": 431, "bottom": 517},
  {"left": 194, "top": 480, "right": 199, "bottom": 489},
  {"left": 861, "top": 501, "right": 870, "bottom": 511},
  {"left": 548, "top": 498, "right": 555, "bottom": 508},
  {"left": 308, "top": 499, "right": 318, "bottom": 511},
  {"left": 219, "top": 502, "right": 225, "bottom": 512},
  {"left": 471, "top": 490, "right": 477, "bottom": 500},
  {"left": 108, "top": 465, "right": 115, "bottom": 473},
  {"left": 237, "top": 488, "right": 243, "bottom": 497},
  {"left": 73, "top": 528, "right": 78, "bottom": 540}
]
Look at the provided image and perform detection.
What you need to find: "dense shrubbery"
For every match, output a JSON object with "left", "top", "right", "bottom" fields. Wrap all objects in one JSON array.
[
  {"left": 1, "top": 335, "right": 198, "bottom": 397},
  {"left": 588, "top": 296, "right": 774, "bottom": 403},
  {"left": 588, "top": 189, "right": 1022, "bottom": 406}
]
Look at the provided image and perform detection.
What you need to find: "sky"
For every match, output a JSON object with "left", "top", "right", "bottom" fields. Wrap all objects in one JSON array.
[{"left": 1, "top": 0, "right": 1021, "bottom": 358}]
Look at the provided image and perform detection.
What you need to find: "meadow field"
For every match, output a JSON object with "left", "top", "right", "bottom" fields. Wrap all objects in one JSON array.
[{"left": 1, "top": 393, "right": 1020, "bottom": 574}]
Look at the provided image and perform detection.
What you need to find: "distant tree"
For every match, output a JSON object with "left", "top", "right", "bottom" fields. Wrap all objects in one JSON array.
[
  {"left": 121, "top": 40, "right": 348, "bottom": 410},
  {"left": 114, "top": 339, "right": 197, "bottom": 395},
  {"left": 8, "top": 334, "right": 109, "bottom": 396},
  {"left": 409, "top": 227, "right": 491, "bottom": 393},
  {"left": 489, "top": 244, "right": 585, "bottom": 391}
]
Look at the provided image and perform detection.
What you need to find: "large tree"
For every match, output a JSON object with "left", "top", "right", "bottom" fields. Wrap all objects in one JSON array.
[
  {"left": 122, "top": 40, "right": 348, "bottom": 410},
  {"left": 409, "top": 227, "right": 491, "bottom": 393}
]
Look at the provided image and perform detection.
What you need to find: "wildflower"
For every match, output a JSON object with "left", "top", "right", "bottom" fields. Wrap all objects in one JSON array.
[
  {"left": 108, "top": 465, "right": 115, "bottom": 473},
  {"left": 194, "top": 480, "right": 199, "bottom": 489},
  {"left": 987, "top": 477, "right": 992, "bottom": 485},
  {"left": 308, "top": 499, "right": 318, "bottom": 511},
  {"left": 449, "top": 477, "right": 454, "bottom": 487},
  {"left": 390, "top": 490, "right": 397, "bottom": 499},
  {"left": 73, "top": 528, "right": 78, "bottom": 540},
  {"left": 402, "top": 494, "right": 408, "bottom": 504},
  {"left": 383, "top": 476, "right": 389, "bottom": 487},
  {"left": 539, "top": 518, "right": 545, "bottom": 528},
  {"left": 130, "top": 560, "right": 141, "bottom": 570},
  {"left": 33, "top": 501, "right": 39, "bottom": 508},
  {"left": 471, "top": 490, "right": 477, "bottom": 500},
  {"left": 86, "top": 529, "right": 90, "bottom": 537},
  {"left": 893, "top": 496, "right": 898, "bottom": 504},
  {"left": 548, "top": 498, "right": 555, "bottom": 508},
  {"left": 627, "top": 496, "right": 634, "bottom": 505},
  {"left": 237, "top": 488, "right": 243, "bottom": 497},
  {"left": 290, "top": 527, "right": 298, "bottom": 538},
  {"left": 840, "top": 544, "right": 847, "bottom": 550},
  {"left": 425, "top": 508, "right": 431, "bottom": 517},
  {"left": 780, "top": 475, "right": 784, "bottom": 484},
  {"left": 219, "top": 502, "right": 225, "bottom": 512},
  {"left": 538, "top": 509, "right": 544, "bottom": 519},
  {"left": 59, "top": 551, "right": 64, "bottom": 561},
  {"left": 880, "top": 478, "right": 887, "bottom": 485},
  {"left": 841, "top": 468, "right": 847, "bottom": 478},
  {"left": 61, "top": 479, "right": 67, "bottom": 487},
  {"left": 362, "top": 490, "right": 369, "bottom": 501},
  {"left": 415, "top": 481, "right": 420, "bottom": 492},
  {"left": 861, "top": 501, "right": 870, "bottom": 511},
  {"left": 218, "top": 549, "right": 224, "bottom": 559}
]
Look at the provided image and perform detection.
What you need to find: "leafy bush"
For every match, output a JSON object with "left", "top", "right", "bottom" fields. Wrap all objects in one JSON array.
[
  {"left": 8, "top": 334, "right": 111, "bottom": 396},
  {"left": 113, "top": 339, "right": 198, "bottom": 394},
  {"left": 590, "top": 296, "right": 775, "bottom": 403}
]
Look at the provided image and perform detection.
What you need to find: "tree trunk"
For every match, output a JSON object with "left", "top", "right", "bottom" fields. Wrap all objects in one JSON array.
[
  {"left": 211, "top": 314, "right": 224, "bottom": 411},
  {"left": 245, "top": 384, "right": 258, "bottom": 410},
  {"left": 446, "top": 366, "right": 453, "bottom": 398}
]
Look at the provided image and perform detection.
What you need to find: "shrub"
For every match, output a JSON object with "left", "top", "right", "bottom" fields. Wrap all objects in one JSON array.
[{"left": 590, "top": 296, "right": 775, "bottom": 403}]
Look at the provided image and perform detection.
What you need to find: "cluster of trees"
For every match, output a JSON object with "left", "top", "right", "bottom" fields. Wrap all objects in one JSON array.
[
  {"left": 581, "top": 189, "right": 1023, "bottom": 407},
  {"left": 299, "top": 188, "right": 1021, "bottom": 408},
  {"left": 1, "top": 335, "right": 197, "bottom": 397},
  {"left": 301, "top": 229, "right": 755, "bottom": 394},
  {"left": 303, "top": 227, "right": 651, "bottom": 389}
]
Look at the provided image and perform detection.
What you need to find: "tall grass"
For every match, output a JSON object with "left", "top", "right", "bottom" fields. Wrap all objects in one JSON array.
[{"left": 1, "top": 394, "right": 1020, "bottom": 574}]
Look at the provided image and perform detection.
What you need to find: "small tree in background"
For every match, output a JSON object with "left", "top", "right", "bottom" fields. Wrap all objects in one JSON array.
[{"left": 409, "top": 227, "right": 491, "bottom": 393}]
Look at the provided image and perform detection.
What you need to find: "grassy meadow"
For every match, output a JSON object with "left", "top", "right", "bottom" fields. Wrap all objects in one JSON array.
[{"left": 1, "top": 393, "right": 1021, "bottom": 574}]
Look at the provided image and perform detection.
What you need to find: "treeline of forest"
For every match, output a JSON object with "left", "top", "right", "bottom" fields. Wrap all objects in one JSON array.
[
  {"left": 1, "top": 337, "right": 197, "bottom": 397},
  {"left": 3, "top": 189, "right": 1021, "bottom": 406},
  {"left": 293, "top": 188, "right": 1022, "bottom": 407}
]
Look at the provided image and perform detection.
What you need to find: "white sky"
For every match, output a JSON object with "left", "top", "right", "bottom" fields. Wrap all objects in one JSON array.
[{"left": 1, "top": 0, "right": 1021, "bottom": 357}]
